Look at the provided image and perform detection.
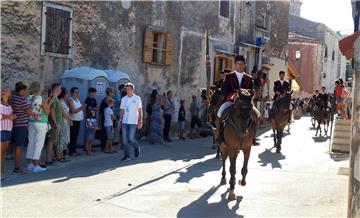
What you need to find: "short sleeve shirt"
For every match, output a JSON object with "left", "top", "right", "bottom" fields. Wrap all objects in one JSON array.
[
  {"left": 120, "top": 95, "right": 142, "bottom": 125},
  {"left": 9, "top": 94, "right": 30, "bottom": 127},
  {"left": 84, "top": 97, "right": 97, "bottom": 118},
  {"left": 104, "top": 107, "right": 114, "bottom": 127},
  {"left": 51, "top": 98, "right": 63, "bottom": 124}
]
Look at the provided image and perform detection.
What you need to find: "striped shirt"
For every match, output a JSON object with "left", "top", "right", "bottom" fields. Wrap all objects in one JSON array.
[
  {"left": 0, "top": 103, "right": 13, "bottom": 131},
  {"left": 9, "top": 94, "right": 30, "bottom": 127}
]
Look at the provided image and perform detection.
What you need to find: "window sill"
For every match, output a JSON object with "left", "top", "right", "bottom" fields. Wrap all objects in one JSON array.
[{"left": 41, "top": 51, "right": 72, "bottom": 59}]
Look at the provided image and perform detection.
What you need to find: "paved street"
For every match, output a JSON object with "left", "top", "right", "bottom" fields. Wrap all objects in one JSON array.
[{"left": 1, "top": 116, "right": 349, "bottom": 217}]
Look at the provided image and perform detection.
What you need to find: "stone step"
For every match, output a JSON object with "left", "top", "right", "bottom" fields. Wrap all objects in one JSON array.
[
  {"left": 335, "top": 119, "right": 352, "bottom": 126},
  {"left": 331, "top": 143, "right": 350, "bottom": 153},
  {"left": 332, "top": 137, "right": 351, "bottom": 145},
  {"left": 334, "top": 125, "right": 351, "bottom": 132},
  {"left": 333, "top": 131, "right": 352, "bottom": 138}
]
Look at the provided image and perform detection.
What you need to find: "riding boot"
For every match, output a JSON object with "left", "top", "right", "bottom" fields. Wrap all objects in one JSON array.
[{"left": 215, "top": 117, "right": 222, "bottom": 145}]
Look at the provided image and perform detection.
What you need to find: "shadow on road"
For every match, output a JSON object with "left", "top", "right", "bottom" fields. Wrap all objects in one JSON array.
[
  {"left": 257, "top": 148, "right": 286, "bottom": 169},
  {"left": 312, "top": 135, "right": 330, "bottom": 143},
  {"left": 176, "top": 158, "right": 221, "bottom": 183},
  {"left": 177, "top": 185, "right": 244, "bottom": 218},
  {"left": 2, "top": 137, "right": 216, "bottom": 187}
]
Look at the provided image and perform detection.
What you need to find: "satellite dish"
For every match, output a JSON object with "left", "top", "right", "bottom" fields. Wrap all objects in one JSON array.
[{"left": 121, "top": 0, "right": 131, "bottom": 9}]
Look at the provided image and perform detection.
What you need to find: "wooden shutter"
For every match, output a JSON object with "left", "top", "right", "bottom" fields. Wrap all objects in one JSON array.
[
  {"left": 45, "top": 7, "right": 71, "bottom": 54},
  {"left": 226, "top": 57, "right": 233, "bottom": 70},
  {"left": 165, "top": 33, "right": 172, "bottom": 65},
  {"left": 213, "top": 56, "right": 220, "bottom": 82},
  {"left": 143, "top": 29, "right": 153, "bottom": 63}
]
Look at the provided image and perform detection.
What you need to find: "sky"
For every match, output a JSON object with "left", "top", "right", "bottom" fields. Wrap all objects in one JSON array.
[{"left": 300, "top": 0, "right": 354, "bottom": 36}]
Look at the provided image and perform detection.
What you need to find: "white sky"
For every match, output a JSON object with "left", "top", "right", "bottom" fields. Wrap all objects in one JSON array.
[{"left": 300, "top": 0, "right": 354, "bottom": 35}]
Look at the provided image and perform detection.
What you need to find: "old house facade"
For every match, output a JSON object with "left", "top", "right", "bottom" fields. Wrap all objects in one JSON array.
[
  {"left": 289, "top": 14, "right": 347, "bottom": 92},
  {"left": 255, "top": 0, "right": 290, "bottom": 97},
  {"left": 1, "top": 1, "right": 260, "bottom": 113},
  {"left": 288, "top": 32, "right": 325, "bottom": 96}
]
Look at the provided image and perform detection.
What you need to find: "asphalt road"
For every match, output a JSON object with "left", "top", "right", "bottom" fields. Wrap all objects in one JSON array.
[{"left": 1, "top": 116, "right": 349, "bottom": 217}]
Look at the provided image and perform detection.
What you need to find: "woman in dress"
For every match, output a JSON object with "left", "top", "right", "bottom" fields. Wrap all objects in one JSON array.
[
  {"left": 147, "top": 89, "right": 164, "bottom": 144},
  {"left": 55, "top": 87, "right": 72, "bottom": 162}
]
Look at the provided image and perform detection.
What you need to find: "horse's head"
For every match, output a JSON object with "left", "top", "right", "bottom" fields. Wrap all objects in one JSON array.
[
  {"left": 276, "top": 90, "right": 292, "bottom": 112},
  {"left": 232, "top": 89, "right": 254, "bottom": 135}
]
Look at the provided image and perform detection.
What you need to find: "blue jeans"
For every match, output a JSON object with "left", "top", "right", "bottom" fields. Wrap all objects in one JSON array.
[{"left": 122, "top": 124, "right": 138, "bottom": 157}]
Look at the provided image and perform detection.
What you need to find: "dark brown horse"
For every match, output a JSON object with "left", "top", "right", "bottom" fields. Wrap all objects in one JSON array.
[
  {"left": 218, "top": 89, "right": 258, "bottom": 201},
  {"left": 269, "top": 91, "right": 293, "bottom": 153},
  {"left": 313, "top": 100, "right": 331, "bottom": 137}
]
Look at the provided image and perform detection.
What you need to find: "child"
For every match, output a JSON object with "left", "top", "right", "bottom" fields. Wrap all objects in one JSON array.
[
  {"left": 1, "top": 87, "right": 17, "bottom": 177},
  {"left": 104, "top": 98, "right": 116, "bottom": 154},
  {"left": 85, "top": 110, "right": 98, "bottom": 155},
  {"left": 84, "top": 87, "right": 98, "bottom": 153},
  {"left": 178, "top": 100, "right": 186, "bottom": 140}
]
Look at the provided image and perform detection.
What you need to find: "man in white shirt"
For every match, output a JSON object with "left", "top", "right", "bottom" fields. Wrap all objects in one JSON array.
[{"left": 118, "top": 83, "right": 143, "bottom": 161}]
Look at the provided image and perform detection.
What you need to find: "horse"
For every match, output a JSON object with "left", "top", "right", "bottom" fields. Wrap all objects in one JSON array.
[
  {"left": 313, "top": 99, "right": 331, "bottom": 137},
  {"left": 218, "top": 89, "right": 258, "bottom": 201},
  {"left": 269, "top": 91, "right": 293, "bottom": 153},
  {"left": 207, "top": 88, "right": 224, "bottom": 158},
  {"left": 308, "top": 97, "right": 317, "bottom": 128}
]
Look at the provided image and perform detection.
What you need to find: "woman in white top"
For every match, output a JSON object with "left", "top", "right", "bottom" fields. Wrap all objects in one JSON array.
[
  {"left": 67, "top": 87, "right": 84, "bottom": 156},
  {"left": 55, "top": 87, "right": 72, "bottom": 161}
]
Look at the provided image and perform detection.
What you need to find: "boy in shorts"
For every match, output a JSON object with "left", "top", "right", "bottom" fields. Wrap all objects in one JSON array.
[
  {"left": 104, "top": 98, "right": 116, "bottom": 154},
  {"left": 85, "top": 110, "right": 98, "bottom": 155}
]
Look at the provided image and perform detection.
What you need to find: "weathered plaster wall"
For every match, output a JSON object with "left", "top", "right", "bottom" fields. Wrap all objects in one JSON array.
[
  {"left": 1, "top": 1, "right": 240, "bottom": 121},
  {"left": 349, "top": 37, "right": 360, "bottom": 218},
  {"left": 288, "top": 42, "right": 324, "bottom": 96}
]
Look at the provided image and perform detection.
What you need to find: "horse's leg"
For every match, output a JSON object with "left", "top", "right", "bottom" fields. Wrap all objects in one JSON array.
[
  {"left": 239, "top": 147, "right": 250, "bottom": 186},
  {"left": 276, "top": 129, "right": 282, "bottom": 153},
  {"left": 315, "top": 121, "right": 319, "bottom": 136},
  {"left": 228, "top": 152, "right": 238, "bottom": 201},
  {"left": 220, "top": 146, "right": 227, "bottom": 185},
  {"left": 216, "top": 144, "right": 220, "bottom": 159},
  {"left": 273, "top": 128, "right": 277, "bottom": 147}
]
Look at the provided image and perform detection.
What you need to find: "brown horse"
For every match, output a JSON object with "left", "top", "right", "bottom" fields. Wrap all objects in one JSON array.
[
  {"left": 313, "top": 100, "right": 331, "bottom": 137},
  {"left": 218, "top": 89, "right": 258, "bottom": 201},
  {"left": 269, "top": 91, "right": 293, "bottom": 153}
]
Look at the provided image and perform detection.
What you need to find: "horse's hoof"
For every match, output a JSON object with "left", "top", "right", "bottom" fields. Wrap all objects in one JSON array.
[
  {"left": 276, "top": 148, "right": 281, "bottom": 153},
  {"left": 215, "top": 154, "right": 220, "bottom": 159},
  {"left": 220, "top": 178, "right": 227, "bottom": 185},
  {"left": 228, "top": 192, "right": 236, "bottom": 201},
  {"left": 238, "top": 179, "right": 246, "bottom": 186}
]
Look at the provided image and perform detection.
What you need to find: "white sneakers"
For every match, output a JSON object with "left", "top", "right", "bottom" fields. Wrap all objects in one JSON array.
[
  {"left": 27, "top": 164, "right": 47, "bottom": 173},
  {"left": 26, "top": 164, "right": 34, "bottom": 172}
]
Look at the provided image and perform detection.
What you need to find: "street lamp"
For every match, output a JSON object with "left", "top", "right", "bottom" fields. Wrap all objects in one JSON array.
[{"left": 295, "top": 50, "right": 301, "bottom": 60}]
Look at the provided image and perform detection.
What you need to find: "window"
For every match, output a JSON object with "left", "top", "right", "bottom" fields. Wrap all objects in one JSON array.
[
  {"left": 213, "top": 54, "right": 233, "bottom": 82},
  {"left": 219, "top": 0, "right": 230, "bottom": 18},
  {"left": 324, "top": 47, "right": 328, "bottom": 58},
  {"left": 143, "top": 29, "right": 172, "bottom": 65},
  {"left": 265, "top": 14, "right": 271, "bottom": 32},
  {"left": 332, "top": 50, "right": 335, "bottom": 61},
  {"left": 41, "top": 2, "right": 73, "bottom": 57}
]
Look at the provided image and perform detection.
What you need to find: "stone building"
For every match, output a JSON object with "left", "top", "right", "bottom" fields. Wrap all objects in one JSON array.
[
  {"left": 288, "top": 32, "right": 325, "bottom": 96},
  {"left": 289, "top": 14, "right": 347, "bottom": 92},
  {"left": 255, "top": 0, "right": 290, "bottom": 97},
  {"left": 1, "top": 1, "right": 261, "bottom": 114}
]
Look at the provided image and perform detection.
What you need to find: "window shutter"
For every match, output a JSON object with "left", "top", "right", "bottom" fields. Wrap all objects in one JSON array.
[
  {"left": 143, "top": 29, "right": 153, "bottom": 63},
  {"left": 214, "top": 56, "right": 220, "bottom": 82},
  {"left": 226, "top": 58, "right": 233, "bottom": 70},
  {"left": 45, "top": 7, "right": 71, "bottom": 54},
  {"left": 165, "top": 33, "right": 172, "bottom": 65}
]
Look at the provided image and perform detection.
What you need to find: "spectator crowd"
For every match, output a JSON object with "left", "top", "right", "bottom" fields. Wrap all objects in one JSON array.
[{"left": 1, "top": 81, "right": 206, "bottom": 178}]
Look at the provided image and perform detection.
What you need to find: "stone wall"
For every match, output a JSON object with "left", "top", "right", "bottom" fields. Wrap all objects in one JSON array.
[{"left": 1, "top": 1, "right": 246, "bottom": 119}]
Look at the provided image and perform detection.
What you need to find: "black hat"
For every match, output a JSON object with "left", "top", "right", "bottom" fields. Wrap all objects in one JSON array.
[
  {"left": 221, "top": 68, "right": 232, "bottom": 74},
  {"left": 234, "top": 55, "right": 246, "bottom": 63}
]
